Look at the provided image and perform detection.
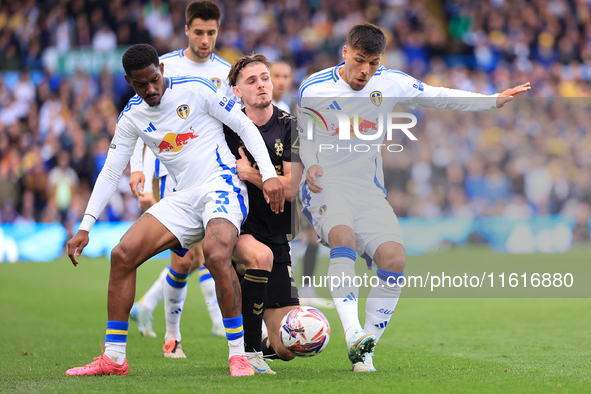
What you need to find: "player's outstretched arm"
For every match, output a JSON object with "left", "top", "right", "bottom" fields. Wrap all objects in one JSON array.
[
  {"left": 69, "top": 117, "right": 138, "bottom": 266},
  {"left": 496, "top": 82, "right": 531, "bottom": 108},
  {"left": 67, "top": 230, "right": 89, "bottom": 267}
]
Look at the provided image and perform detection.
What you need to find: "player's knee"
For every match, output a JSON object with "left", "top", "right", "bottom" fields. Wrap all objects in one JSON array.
[
  {"left": 252, "top": 247, "right": 273, "bottom": 271},
  {"left": 328, "top": 226, "right": 356, "bottom": 249},
  {"left": 378, "top": 253, "right": 406, "bottom": 273},
  {"left": 203, "top": 249, "right": 232, "bottom": 272},
  {"left": 172, "top": 258, "right": 192, "bottom": 274},
  {"left": 111, "top": 244, "right": 135, "bottom": 271}
]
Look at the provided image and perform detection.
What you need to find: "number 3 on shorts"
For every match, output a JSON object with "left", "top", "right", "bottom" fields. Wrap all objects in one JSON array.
[{"left": 215, "top": 191, "right": 230, "bottom": 205}]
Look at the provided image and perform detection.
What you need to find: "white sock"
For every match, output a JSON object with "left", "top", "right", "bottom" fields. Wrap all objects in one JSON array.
[
  {"left": 105, "top": 342, "right": 127, "bottom": 364},
  {"left": 364, "top": 270, "right": 403, "bottom": 343},
  {"left": 104, "top": 321, "right": 128, "bottom": 364},
  {"left": 328, "top": 246, "right": 361, "bottom": 343},
  {"left": 163, "top": 266, "right": 189, "bottom": 342},
  {"left": 228, "top": 336, "right": 245, "bottom": 358},
  {"left": 198, "top": 266, "right": 223, "bottom": 327},
  {"left": 224, "top": 315, "right": 245, "bottom": 358},
  {"left": 140, "top": 267, "right": 168, "bottom": 313}
]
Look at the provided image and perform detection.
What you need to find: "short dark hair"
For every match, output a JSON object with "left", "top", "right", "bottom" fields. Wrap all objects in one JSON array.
[
  {"left": 347, "top": 23, "right": 386, "bottom": 55},
  {"left": 228, "top": 54, "right": 271, "bottom": 87},
  {"left": 122, "top": 44, "right": 159, "bottom": 76},
  {"left": 186, "top": 0, "right": 221, "bottom": 27}
]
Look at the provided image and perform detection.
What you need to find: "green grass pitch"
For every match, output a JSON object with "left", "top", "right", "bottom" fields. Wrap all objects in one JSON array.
[{"left": 1, "top": 247, "right": 590, "bottom": 393}]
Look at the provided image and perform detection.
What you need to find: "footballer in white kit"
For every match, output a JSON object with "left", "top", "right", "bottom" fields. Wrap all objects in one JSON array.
[
  {"left": 128, "top": 0, "right": 236, "bottom": 348},
  {"left": 130, "top": 48, "right": 236, "bottom": 199},
  {"left": 297, "top": 64, "right": 501, "bottom": 259},
  {"left": 66, "top": 44, "right": 284, "bottom": 378},
  {"left": 120, "top": 75, "right": 253, "bottom": 250},
  {"left": 296, "top": 23, "right": 530, "bottom": 373}
]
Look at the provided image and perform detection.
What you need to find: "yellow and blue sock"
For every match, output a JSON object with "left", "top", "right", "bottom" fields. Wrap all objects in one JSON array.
[
  {"left": 164, "top": 265, "right": 189, "bottom": 342},
  {"left": 223, "top": 315, "right": 245, "bottom": 358},
  {"left": 364, "top": 268, "right": 403, "bottom": 343},
  {"left": 105, "top": 321, "right": 128, "bottom": 364}
]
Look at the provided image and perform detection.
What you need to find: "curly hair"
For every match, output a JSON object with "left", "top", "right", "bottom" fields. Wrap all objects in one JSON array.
[{"left": 122, "top": 44, "right": 159, "bottom": 76}]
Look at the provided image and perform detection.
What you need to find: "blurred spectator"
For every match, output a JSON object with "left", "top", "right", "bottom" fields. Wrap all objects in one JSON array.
[{"left": 92, "top": 24, "right": 117, "bottom": 52}]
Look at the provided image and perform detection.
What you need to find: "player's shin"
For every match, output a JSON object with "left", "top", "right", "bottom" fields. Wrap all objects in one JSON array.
[
  {"left": 105, "top": 321, "right": 129, "bottom": 364},
  {"left": 328, "top": 246, "right": 362, "bottom": 343},
  {"left": 163, "top": 265, "right": 189, "bottom": 342},
  {"left": 364, "top": 269, "right": 403, "bottom": 342},
  {"left": 140, "top": 267, "right": 168, "bottom": 312},
  {"left": 241, "top": 269, "right": 270, "bottom": 354},
  {"left": 198, "top": 266, "right": 224, "bottom": 328}
]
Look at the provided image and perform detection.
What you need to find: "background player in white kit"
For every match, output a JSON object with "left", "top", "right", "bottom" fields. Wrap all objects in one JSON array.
[
  {"left": 128, "top": 0, "right": 232, "bottom": 347},
  {"left": 297, "top": 23, "right": 531, "bottom": 373},
  {"left": 65, "top": 44, "right": 284, "bottom": 377}
]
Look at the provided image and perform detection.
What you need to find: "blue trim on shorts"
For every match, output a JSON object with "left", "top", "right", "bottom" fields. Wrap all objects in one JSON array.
[
  {"left": 374, "top": 158, "right": 387, "bottom": 197},
  {"left": 171, "top": 247, "right": 189, "bottom": 257},
  {"left": 160, "top": 175, "right": 167, "bottom": 199},
  {"left": 301, "top": 181, "right": 313, "bottom": 226},
  {"left": 220, "top": 174, "right": 247, "bottom": 226}
]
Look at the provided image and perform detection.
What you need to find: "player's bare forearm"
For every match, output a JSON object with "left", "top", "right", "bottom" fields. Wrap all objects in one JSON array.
[{"left": 237, "top": 165, "right": 263, "bottom": 189}]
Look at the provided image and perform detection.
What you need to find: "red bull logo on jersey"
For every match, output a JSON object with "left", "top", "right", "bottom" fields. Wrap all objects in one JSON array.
[
  {"left": 329, "top": 117, "right": 380, "bottom": 138},
  {"left": 153, "top": 126, "right": 199, "bottom": 154},
  {"left": 176, "top": 104, "right": 190, "bottom": 119}
]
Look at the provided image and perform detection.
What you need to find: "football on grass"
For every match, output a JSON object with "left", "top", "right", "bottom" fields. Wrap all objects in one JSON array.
[{"left": 279, "top": 306, "right": 331, "bottom": 357}]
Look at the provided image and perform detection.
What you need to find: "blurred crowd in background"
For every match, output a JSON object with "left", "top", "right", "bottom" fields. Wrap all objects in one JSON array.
[{"left": 0, "top": 0, "right": 589, "bottom": 242}]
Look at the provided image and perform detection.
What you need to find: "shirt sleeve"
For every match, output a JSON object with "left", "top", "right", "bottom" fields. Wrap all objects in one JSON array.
[
  {"left": 390, "top": 72, "right": 499, "bottom": 111},
  {"left": 79, "top": 116, "right": 138, "bottom": 232},
  {"left": 202, "top": 88, "right": 278, "bottom": 182}
]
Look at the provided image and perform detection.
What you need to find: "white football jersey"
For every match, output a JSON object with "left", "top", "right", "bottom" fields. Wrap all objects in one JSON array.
[
  {"left": 297, "top": 63, "right": 499, "bottom": 196},
  {"left": 132, "top": 49, "right": 235, "bottom": 179},
  {"left": 80, "top": 76, "right": 277, "bottom": 231}
]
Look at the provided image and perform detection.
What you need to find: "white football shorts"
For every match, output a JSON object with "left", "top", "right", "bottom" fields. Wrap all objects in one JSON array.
[
  {"left": 147, "top": 174, "right": 248, "bottom": 255},
  {"left": 300, "top": 181, "right": 404, "bottom": 260}
]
